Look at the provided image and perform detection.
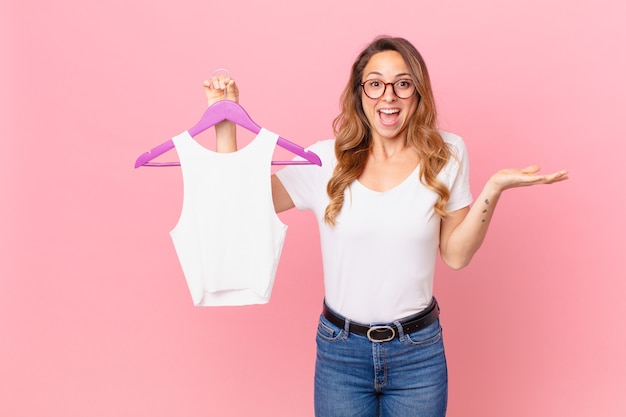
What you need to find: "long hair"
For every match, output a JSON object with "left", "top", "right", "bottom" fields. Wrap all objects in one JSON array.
[{"left": 324, "top": 36, "right": 452, "bottom": 226}]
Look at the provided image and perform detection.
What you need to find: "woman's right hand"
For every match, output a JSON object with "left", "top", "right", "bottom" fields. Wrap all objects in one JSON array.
[
  {"left": 203, "top": 75, "right": 239, "bottom": 152},
  {"left": 204, "top": 76, "right": 239, "bottom": 107}
]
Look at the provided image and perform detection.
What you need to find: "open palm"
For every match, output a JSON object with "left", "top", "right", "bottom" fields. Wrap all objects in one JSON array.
[{"left": 491, "top": 165, "right": 569, "bottom": 191}]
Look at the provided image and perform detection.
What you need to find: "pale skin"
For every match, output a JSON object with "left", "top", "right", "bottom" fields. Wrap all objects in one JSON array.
[
  {"left": 204, "top": 77, "right": 239, "bottom": 153},
  {"left": 204, "top": 53, "right": 568, "bottom": 270}
]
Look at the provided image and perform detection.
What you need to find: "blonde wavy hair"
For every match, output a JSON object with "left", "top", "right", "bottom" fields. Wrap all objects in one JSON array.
[{"left": 324, "top": 36, "right": 452, "bottom": 226}]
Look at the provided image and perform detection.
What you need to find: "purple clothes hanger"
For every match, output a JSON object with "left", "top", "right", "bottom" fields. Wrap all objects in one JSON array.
[{"left": 134, "top": 100, "right": 322, "bottom": 168}]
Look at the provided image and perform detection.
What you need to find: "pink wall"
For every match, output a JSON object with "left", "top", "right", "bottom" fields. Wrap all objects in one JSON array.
[{"left": 2, "top": 0, "right": 625, "bottom": 416}]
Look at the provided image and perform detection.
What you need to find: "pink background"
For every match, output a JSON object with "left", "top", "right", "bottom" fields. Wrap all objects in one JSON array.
[{"left": 2, "top": 0, "right": 625, "bottom": 416}]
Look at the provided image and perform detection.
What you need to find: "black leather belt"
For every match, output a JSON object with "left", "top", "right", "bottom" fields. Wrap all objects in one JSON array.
[{"left": 322, "top": 298, "right": 440, "bottom": 343}]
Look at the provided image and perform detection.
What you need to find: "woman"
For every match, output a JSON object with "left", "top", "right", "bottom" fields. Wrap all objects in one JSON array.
[{"left": 205, "top": 36, "right": 568, "bottom": 417}]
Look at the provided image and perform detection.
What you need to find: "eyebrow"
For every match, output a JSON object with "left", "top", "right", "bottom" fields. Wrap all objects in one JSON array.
[{"left": 364, "top": 71, "right": 413, "bottom": 79}]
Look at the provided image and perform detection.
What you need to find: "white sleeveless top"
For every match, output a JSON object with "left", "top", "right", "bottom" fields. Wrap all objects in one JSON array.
[{"left": 170, "top": 128, "right": 287, "bottom": 306}]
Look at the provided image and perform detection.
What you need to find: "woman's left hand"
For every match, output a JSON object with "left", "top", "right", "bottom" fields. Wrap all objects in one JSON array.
[{"left": 489, "top": 165, "right": 569, "bottom": 192}]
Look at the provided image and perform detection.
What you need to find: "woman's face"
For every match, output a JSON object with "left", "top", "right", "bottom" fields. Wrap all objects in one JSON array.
[{"left": 360, "top": 50, "right": 418, "bottom": 143}]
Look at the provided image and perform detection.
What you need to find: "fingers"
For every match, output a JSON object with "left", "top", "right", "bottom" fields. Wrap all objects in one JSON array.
[
  {"left": 209, "top": 76, "right": 230, "bottom": 90},
  {"left": 524, "top": 168, "right": 568, "bottom": 183},
  {"left": 203, "top": 76, "right": 231, "bottom": 92},
  {"left": 204, "top": 74, "right": 239, "bottom": 105},
  {"left": 543, "top": 170, "right": 569, "bottom": 184},
  {"left": 516, "top": 166, "right": 568, "bottom": 179},
  {"left": 522, "top": 169, "right": 570, "bottom": 187}
]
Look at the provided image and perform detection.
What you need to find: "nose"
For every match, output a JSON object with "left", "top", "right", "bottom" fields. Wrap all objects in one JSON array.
[{"left": 381, "top": 83, "right": 397, "bottom": 101}]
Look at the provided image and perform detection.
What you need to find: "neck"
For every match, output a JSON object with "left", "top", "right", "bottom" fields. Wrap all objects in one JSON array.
[{"left": 370, "top": 136, "right": 409, "bottom": 160}]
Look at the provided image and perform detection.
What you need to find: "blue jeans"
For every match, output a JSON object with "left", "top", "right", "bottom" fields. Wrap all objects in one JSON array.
[{"left": 314, "top": 306, "right": 448, "bottom": 417}]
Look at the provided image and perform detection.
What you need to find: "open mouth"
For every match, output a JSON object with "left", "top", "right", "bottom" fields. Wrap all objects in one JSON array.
[{"left": 378, "top": 108, "right": 400, "bottom": 125}]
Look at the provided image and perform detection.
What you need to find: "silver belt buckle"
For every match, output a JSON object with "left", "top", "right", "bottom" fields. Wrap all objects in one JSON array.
[{"left": 367, "top": 325, "right": 396, "bottom": 342}]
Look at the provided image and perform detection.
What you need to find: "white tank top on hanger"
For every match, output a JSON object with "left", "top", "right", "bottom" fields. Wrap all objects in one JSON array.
[{"left": 170, "top": 128, "right": 287, "bottom": 306}]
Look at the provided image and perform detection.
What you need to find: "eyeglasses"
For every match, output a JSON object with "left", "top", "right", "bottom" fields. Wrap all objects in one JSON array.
[{"left": 360, "top": 79, "right": 417, "bottom": 99}]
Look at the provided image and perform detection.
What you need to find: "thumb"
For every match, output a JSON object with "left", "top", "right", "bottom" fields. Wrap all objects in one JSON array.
[
  {"left": 521, "top": 165, "right": 541, "bottom": 175},
  {"left": 225, "top": 79, "right": 240, "bottom": 102}
]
